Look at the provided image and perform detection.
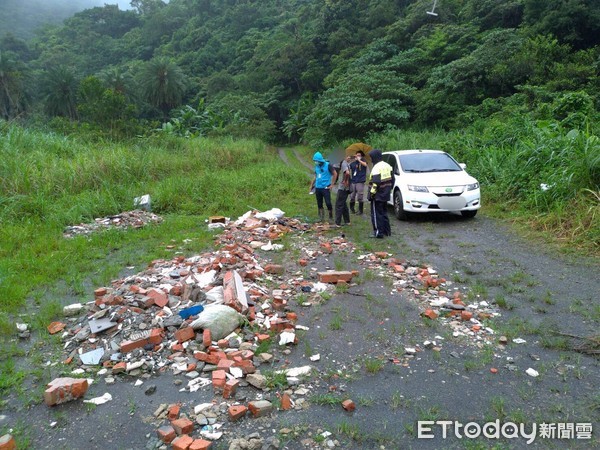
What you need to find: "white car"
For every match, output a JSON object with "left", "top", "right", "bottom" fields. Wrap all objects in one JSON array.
[{"left": 381, "top": 150, "right": 481, "bottom": 220}]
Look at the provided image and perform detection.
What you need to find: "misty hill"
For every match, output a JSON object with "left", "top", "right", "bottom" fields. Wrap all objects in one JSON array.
[{"left": 0, "top": 0, "right": 130, "bottom": 39}]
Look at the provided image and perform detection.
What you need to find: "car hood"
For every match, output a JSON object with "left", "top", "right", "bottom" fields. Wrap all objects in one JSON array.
[{"left": 401, "top": 171, "right": 477, "bottom": 187}]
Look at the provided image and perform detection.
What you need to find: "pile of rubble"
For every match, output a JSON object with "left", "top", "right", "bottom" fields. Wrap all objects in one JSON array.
[
  {"left": 63, "top": 210, "right": 163, "bottom": 238},
  {"left": 32, "top": 208, "right": 506, "bottom": 449},
  {"left": 43, "top": 209, "right": 358, "bottom": 449}
]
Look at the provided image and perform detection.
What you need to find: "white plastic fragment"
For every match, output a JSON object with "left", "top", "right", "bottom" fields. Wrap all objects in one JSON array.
[
  {"left": 513, "top": 338, "right": 527, "bottom": 344},
  {"left": 526, "top": 368, "right": 539, "bottom": 377},
  {"left": 279, "top": 331, "right": 295, "bottom": 345},
  {"left": 309, "top": 354, "right": 321, "bottom": 362},
  {"left": 83, "top": 393, "right": 112, "bottom": 405}
]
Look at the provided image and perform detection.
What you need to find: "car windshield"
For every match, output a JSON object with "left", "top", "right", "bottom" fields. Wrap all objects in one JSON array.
[{"left": 399, "top": 153, "right": 462, "bottom": 173}]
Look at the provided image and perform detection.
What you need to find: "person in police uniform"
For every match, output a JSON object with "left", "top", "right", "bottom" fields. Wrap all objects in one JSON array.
[{"left": 367, "top": 149, "right": 394, "bottom": 238}]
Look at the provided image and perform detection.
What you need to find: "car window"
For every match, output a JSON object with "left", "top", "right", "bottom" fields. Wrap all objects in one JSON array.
[
  {"left": 398, "top": 153, "right": 462, "bottom": 173},
  {"left": 385, "top": 155, "right": 399, "bottom": 175}
]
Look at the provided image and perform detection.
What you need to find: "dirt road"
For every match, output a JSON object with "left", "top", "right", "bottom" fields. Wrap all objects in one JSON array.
[{"left": 3, "top": 210, "right": 598, "bottom": 450}]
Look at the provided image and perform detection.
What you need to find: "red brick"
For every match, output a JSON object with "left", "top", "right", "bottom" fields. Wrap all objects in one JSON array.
[
  {"left": 281, "top": 393, "right": 292, "bottom": 410},
  {"left": 172, "top": 435, "right": 194, "bottom": 450},
  {"left": 223, "top": 379, "right": 239, "bottom": 399},
  {"left": 94, "top": 287, "right": 107, "bottom": 297},
  {"left": 298, "top": 259, "right": 308, "bottom": 266},
  {"left": 217, "top": 339, "right": 229, "bottom": 348},
  {"left": 112, "top": 361, "right": 127, "bottom": 374},
  {"left": 461, "top": 311, "right": 473, "bottom": 321},
  {"left": 168, "top": 404, "right": 181, "bottom": 420},
  {"left": 189, "top": 439, "right": 212, "bottom": 450},
  {"left": 342, "top": 399, "right": 356, "bottom": 411},
  {"left": 202, "top": 329, "right": 212, "bottom": 347},
  {"left": 171, "top": 418, "right": 194, "bottom": 435},
  {"left": 256, "top": 334, "right": 270, "bottom": 343},
  {"left": 120, "top": 328, "right": 163, "bottom": 353},
  {"left": 233, "top": 359, "right": 256, "bottom": 374},
  {"left": 212, "top": 370, "right": 227, "bottom": 390},
  {"left": 421, "top": 309, "right": 438, "bottom": 320},
  {"left": 156, "top": 425, "right": 176, "bottom": 444},
  {"left": 0, "top": 434, "right": 16, "bottom": 450},
  {"left": 175, "top": 327, "right": 196, "bottom": 343},
  {"left": 44, "top": 377, "right": 89, "bottom": 406},
  {"left": 47, "top": 321, "right": 66, "bottom": 335},
  {"left": 228, "top": 405, "right": 247, "bottom": 421},
  {"left": 217, "top": 359, "right": 234, "bottom": 370},
  {"left": 147, "top": 288, "right": 168, "bottom": 307},
  {"left": 317, "top": 271, "right": 354, "bottom": 284},
  {"left": 264, "top": 264, "right": 284, "bottom": 275}
]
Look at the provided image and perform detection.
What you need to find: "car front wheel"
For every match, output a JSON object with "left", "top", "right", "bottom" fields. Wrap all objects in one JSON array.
[
  {"left": 461, "top": 210, "right": 477, "bottom": 218},
  {"left": 394, "top": 190, "right": 410, "bottom": 221}
]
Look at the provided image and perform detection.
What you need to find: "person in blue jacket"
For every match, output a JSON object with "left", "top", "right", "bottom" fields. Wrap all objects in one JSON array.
[{"left": 309, "top": 151, "right": 337, "bottom": 223}]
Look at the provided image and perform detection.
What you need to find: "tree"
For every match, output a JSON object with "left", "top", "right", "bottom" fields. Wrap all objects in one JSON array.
[
  {"left": 0, "top": 51, "right": 27, "bottom": 120},
  {"left": 138, "top": 57, "right": 187, "bottom": 120},
  {"left": 42, "top": 66, "right": 78, "bottom": 119},
  {"left": 306, "top": 65, "right": 415, "bottom": 142}
]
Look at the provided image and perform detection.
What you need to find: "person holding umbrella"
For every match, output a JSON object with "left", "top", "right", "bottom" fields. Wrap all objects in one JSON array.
[{"left": 349, "top": 150, "right": 368, "bottom": 215}]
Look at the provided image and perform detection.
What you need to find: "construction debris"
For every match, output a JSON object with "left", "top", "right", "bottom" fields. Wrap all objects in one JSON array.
[{"left": 63, "top": 210, "right": 163, "bottom": 238}]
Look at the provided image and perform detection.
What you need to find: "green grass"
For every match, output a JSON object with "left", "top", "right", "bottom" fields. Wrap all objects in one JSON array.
[{"left": 363, "top": 357, "right": 384, "bottom": 373}]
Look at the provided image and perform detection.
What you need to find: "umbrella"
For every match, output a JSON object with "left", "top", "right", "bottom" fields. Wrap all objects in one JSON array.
[{"left": 345, "top": 142, "right": 373, "bottom": 165}]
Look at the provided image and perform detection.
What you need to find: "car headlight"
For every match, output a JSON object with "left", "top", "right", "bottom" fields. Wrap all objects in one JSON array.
[
  {"left": 408, "top": 185, "right": 429, "bottom": 193},
  {"left": 466, "top": 182, "right": 479, "bottom": 191}
]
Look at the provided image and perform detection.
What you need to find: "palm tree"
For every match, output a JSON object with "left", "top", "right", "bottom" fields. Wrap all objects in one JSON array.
[
  {"left": 0, "top": 51, "right": 27, "bottom": 120},
  {"left": 139, "top": 57, "right": 186, "bottom": 120},
  {"left": 43, "top": 66, "right": 78, "bottom": 119}
]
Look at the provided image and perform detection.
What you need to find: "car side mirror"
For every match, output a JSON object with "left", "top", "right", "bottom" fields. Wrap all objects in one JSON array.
[{"left": 459, "top": 163, "right": 466, "bottom": 170}]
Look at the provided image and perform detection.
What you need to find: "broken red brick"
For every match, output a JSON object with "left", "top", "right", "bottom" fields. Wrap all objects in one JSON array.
[
  {"left": 171, "top": 418, "right": 194, "bottom": 435},
  {"left": 167, "top": 404, "right": 181, "bottom": 420},
  {"left": 228, "top": 405, "right": 247, "bottom": 421},
  {"left": 47, "top": 321, "right": 66, "bottom": 335},
  {"left": 490, "top": 368, "right": 498, "bottom": 374},
  {"left": 120, "top": 328, "right": 163, "bottom": 353},
  {"left": 461, "top": 311, "right": 473, "bottom": 321},
  {"left": 175, "top": 327, "right": 195, "bottom": 343},
  {"left": 217, "top": 359, "right": 234, "bottom": 370},
  {"left": 189, "top": 439, "right": 212, "bottom": 450},
  {"left": 112, "top": 361, "right": 127, "bottom": 374},
  {"left": 94, "top": 287, "right": 107, "bottom": 297},
  {"left": 0, "top": 434, "right": 16, "bottom": 450},
  {"left": 298, "top": 258, "right": 308, "bottom": 266},
  {"left": 212, "top": 370, "right": 227, "bottom": 390},
  {"left": 172, "top": 435, "right": 194, "bottom": 450},
  {"left": 147, "top": 288, "right": 168, "bottom": 307},
  {"left": 264, "top": 264, "right": 284, "bottom": 275},
  {"left": 217, "top": 339, "right": 229, "bottom": 348},
  {"left": 44, "top": 377, "right": 89, "bottom": 406},
  {"left": 156, "top": 425, "right": 176, "bottom": 444},
  {"left": 317, "top": 271, "right": 354, "bottom": 284},
  {"left": 256, "top": 334, "right": 270, "bottom": 343},
  {"left": 342, "top": 399, "right": 356, "bottom": 411},
  {"left": 374, "top": 252, "right": 388, "bottom": 259},
  {"left": 202, "top": 329, "right": 212, "bottom": 348},
  {"left": 223, "top": 379, "right": 239, "bottom": 399},
  {"left": 421, "top": 309, "right": 438, "bottom": 320},
  {"left": 281, "top": 393, "right": 292, "bottom": 410}
]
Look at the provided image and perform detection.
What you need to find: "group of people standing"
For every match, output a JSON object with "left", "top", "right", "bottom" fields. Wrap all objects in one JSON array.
[{"left": 309, "top": 148, "right": 394, "bottom": 239}]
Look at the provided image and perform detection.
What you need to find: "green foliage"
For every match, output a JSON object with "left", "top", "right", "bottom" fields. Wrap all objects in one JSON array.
[
  {"left": 42, "top": 66, "right": 78, "bottom": 119},
  {"left": 138, "top": 57, "right": 187, "bottom": 119}
]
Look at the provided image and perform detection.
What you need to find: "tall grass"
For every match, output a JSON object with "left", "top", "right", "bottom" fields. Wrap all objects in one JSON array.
[{"left": 0, "top": 124, "right": 313, "bottom": 312}]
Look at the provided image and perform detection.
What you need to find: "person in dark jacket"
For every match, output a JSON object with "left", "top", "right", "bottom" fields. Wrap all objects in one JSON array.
[
  {"left": 309, "top": 151, "right": 337, "bottom": 223},
  {"left": 349, "top": 150, "right": 368, "bottom": 215},
  {"left": 367, "top": 149, "right": 394, "bottom": 238},
  {"left": 333, "top": 155, "right": 352, "bottom": 226}
]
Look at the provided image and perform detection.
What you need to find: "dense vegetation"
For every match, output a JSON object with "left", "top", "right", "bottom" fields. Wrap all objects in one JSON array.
[{"left": 0, "top": 1, "right": 598, "bottom": 251}]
